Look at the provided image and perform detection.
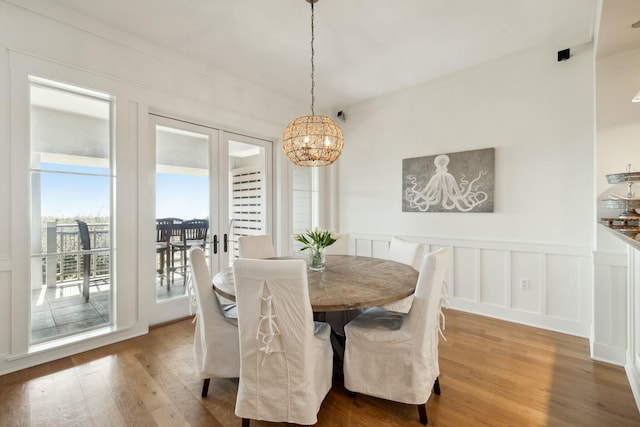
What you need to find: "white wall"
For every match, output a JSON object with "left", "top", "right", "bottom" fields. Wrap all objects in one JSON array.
[
  {"left": 336, "top": 42, "right": 595, "bottom": 336},
  {"left": 0, "top": 0, "right": 298, "bottom": 374}
]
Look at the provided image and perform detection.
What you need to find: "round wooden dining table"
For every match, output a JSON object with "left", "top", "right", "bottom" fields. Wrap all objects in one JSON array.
[{"left": 212, "top": 254, "right": 419, "bottom": 312}]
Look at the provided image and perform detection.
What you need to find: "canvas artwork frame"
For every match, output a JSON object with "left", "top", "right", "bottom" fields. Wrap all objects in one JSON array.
[{"left": 402, "top": 147, "right": 494, "bottom": 213}]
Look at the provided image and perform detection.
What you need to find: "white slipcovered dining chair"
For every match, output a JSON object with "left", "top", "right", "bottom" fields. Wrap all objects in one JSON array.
[
  {"left": 344, "top": 247, "right": 450, "bottom": 425},
  {"left": 380, "top": 236, "right": 426, "bottom": 313},
  {"left": 189, "top": 247, "right": 240, "bottom": 398},
  {"left": 233, "top": 258, "right": 333, "bottom": 426},
  {"left": 323, "top": 232, "right": 350, "bottom": 255},
  {"left": 238, "top": 234, "right": 276, "bottom": 259}
]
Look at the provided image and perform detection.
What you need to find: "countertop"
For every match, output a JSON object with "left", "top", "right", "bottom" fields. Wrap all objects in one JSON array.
[{"left": 600, "top": 222, "right": 640, "bottom": 251}]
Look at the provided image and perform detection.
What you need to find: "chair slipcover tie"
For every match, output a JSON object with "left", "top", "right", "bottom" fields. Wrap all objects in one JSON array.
[
  {"left": 256, "top": 290, "right": 283, "bottom": 364},
  {"left": 188, "top": 277, "right": 197, "bottom": 317},
  {"left": 190, "top": 284, "right": 202, "bottom": 327},
  {"left": 437, "top": 279, "right": 450, "bottom": 342},
  {"left": 438, "top": 310, "right": 447, "bottom": 342}
]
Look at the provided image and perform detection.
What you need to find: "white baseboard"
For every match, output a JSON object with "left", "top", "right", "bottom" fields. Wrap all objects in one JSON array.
[
  {"left": 450, "top": 299, "right": 590, "bottom": 338},
  {"left": 590, "top": 341, "right": 627, "bottom": 366},
  {"left": 625, "top": 363, "right": 640, "bottom": 414}
]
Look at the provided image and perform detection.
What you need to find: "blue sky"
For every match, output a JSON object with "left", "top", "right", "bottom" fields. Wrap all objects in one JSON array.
[
  {"left": 37, "top": 168, "right": 110, "bottom": 218},
  {"left": 156, "top": 173, "right": 209, "bottom": 219},
  {"left": 37, "top": 163, "right": 209, "bottom": 220}
]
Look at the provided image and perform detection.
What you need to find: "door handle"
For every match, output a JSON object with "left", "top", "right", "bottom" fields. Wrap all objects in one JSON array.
[
  {"left": 224, "top": 234, "right": 228, "bottom": 253},
  {"left": 213, "top": 234, "right": 218, "bottom": 254}
]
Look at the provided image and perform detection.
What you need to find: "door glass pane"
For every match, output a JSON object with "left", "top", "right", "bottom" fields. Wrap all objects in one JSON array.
[
  {"left": 228, "top": 139, "right": 267, "bottom": 262},
  {"left": 29, "top": 78, "right": 113, "bottom": 343},
  {"left": 156, "top": 125, "right": 209, "bottom": 300}
]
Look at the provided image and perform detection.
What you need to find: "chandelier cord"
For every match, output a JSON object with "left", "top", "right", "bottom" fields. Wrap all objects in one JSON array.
[
  {"left": 310, "top": 1, "right": 315, "bottom": 116},
  {"left": 281, "top": 0, "right": 343, "bottom": 167}
]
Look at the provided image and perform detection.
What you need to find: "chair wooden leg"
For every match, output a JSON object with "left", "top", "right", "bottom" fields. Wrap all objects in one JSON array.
[
  {"left": 201, "top": 378, "right": 210, "bottom": 398},
  {"left": 433, "top": 376, "right": 441, "bottom": 395},
  {"left": 167, "top": 258, "right": 172, "bottom": 291},
  {"left": 82, "top": 254, "right": 91, "bottom": 302},
  {"left": 242, "top": 418, "right": 250, "bottom": 427},
  {"left": 418, "top": 403, "right": 428, "bottom": 425}
]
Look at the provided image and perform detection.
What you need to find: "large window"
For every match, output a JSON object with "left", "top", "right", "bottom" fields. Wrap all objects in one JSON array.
[{"left": 29, "top": 77, "right": 114, "bottom": 343}]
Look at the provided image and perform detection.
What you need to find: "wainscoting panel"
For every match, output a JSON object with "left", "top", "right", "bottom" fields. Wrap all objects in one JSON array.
[
  {"left": 593, "top": 251, "right": 628, "bottom": 365},
  {"left": 354, "top": 239, "right": 371, "bottom": 257},
  {"left": 351, "top": 234, "right": 592, "bottom": 338},
  {"left": 372, "top": 240, "right": 390, "bottom": 259},
  {"left": 453, "top": 247, "right": 477, "bottom": 301},
  {"left": 510, "top": 251, "right": 542, "bottom": 314},
  {"left": 546, "top": 254, "right": 581, "bottom": 320},
  {"left": 480, "top": 249, "right": 508, "bottom": 306}
]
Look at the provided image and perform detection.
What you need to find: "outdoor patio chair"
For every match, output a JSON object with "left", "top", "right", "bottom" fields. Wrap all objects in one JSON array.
[
  {"left": 171, "top": 219, "right": 208, "bottom": 285},
  {"left": 159, "top": 217, "right": 183, "bottom": 288},
  {"left": 76, "top": 220, "right": 91, "bottom": 302},
  {"left": 156, "top": 218, "right": 173, "bottom": 286}
]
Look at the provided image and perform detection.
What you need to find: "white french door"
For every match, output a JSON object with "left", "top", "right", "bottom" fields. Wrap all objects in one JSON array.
[
  {"left": 149, "top": 114, "right": 272, "bottom": 324},
  {"left": 223, "top": 131, "right": 273, "bottom": 265}
]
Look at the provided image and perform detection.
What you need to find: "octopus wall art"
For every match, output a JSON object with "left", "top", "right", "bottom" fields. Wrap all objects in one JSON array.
[{"left": 402, "top": 148, "right": 494, "bottom": 213}]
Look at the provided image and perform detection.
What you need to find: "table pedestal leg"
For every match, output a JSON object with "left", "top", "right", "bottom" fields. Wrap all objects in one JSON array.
[{"left": 315, "top": 309, "right": 363, "bottom": 379}]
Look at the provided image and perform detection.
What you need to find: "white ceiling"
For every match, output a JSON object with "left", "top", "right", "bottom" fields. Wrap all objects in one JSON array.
[
  {"left": 32, "top": 0, "right": 636, "bottom": 110},
  {"left": 597, "top": 0, "right": 640, "bottom": 59}
]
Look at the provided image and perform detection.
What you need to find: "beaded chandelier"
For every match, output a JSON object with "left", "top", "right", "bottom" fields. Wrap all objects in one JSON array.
[{"left": 282, "top": 0, "right": 344, "bottom": 167}]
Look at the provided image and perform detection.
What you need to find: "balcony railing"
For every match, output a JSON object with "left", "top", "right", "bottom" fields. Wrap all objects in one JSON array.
[{"left": 40, "top": 221, "right": 110, "bottom": 287}]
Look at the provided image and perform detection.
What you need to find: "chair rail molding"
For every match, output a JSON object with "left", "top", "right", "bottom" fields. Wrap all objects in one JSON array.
[{"left": 0, "top": 257, "right": 10, "bottom": 272}]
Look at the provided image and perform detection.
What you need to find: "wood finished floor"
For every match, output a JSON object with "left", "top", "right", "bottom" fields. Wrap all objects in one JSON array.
[{"left": 1, "top": 309, "right": 639, "bottom": 426}]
